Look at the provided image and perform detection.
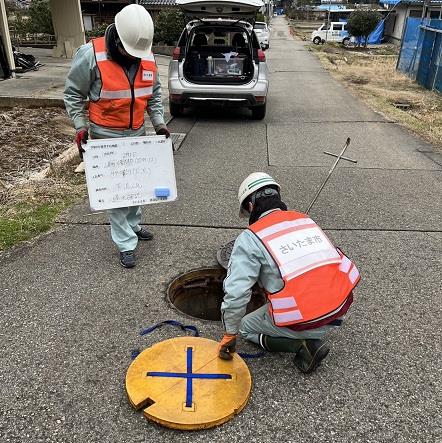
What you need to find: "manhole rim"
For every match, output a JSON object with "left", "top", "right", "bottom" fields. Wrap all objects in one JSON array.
[
  {"left": 167, "top": 266, "right": 227, "bottom": 323},
  {"left": 167, "top": 266, "right": 266, "bottom": 323}
]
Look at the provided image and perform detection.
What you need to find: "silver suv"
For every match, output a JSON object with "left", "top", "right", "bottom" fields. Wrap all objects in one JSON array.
[{"left": 168, "top": 0, "right": 269, "bottom": 120}]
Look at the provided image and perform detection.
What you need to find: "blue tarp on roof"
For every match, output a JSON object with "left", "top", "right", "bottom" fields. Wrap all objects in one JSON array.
[
  {"left": 354, "top": 19, "right": 385, "bottom": 44},
  {"left": 380, "top": 0, "right": 442, "bottom": 5},
  {"left": 316, "top": 4, "right": 350, "bottom": 11}
]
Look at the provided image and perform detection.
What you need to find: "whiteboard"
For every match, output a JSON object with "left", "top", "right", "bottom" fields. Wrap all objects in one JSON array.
[{"left": 83, "top": 135, "right": 177, "bottom": 211}]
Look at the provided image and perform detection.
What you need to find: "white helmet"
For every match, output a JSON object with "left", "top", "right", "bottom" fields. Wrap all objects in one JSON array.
[
  {"left": 115, "top": 4, "right": 154, "bottom": 58},
  {"left": 238, "top": 172, "right": 280, "bottom": 218}
]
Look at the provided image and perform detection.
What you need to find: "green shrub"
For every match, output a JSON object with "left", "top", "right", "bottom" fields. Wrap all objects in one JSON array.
[
  {"left": 347, "top": 10, "right": 382, "bottom": 47},
  {"left": 153, "top": 9, "right": 186, "bottom": 46},
  {"left": 85, "top": 23, "right": 108, "bottom": 40},
  {"left": 8, "top": 0, "right": 54, "bottom": 35},
  {"left": 256, "top": 12, "right": 266, "bottom": 22},
  {"left": 28, "top": 0, "right": 54, "bottom": 34}
]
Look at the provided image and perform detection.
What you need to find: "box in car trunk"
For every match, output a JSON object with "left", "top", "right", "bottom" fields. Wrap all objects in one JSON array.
[{"left": 183, "top": 27, "right": 255, "bottom": 84}]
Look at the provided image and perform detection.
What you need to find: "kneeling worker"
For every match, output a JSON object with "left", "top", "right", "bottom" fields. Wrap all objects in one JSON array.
[{"left": 219, "top": 173, "right": 360, "bottom": 373}]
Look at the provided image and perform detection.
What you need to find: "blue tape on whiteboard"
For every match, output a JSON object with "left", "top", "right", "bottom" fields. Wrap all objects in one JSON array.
[{"left": 155, "top": 187, "right": 171, "bottom": 198}]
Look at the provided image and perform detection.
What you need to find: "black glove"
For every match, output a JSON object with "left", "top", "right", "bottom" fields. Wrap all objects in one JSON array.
[
  {"left": 75, "top": 128, "right": 89, "bottom": 159},
  {"left": 156, "top": 127, "right": 171, "bottom": 138}
]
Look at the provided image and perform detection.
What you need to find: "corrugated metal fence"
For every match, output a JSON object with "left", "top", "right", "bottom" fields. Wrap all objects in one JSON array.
[{"left": 397, "top": 17, "right": 442, "bottom": 93}]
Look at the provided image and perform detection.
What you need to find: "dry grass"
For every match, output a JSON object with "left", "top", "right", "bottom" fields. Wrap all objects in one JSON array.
[
  {"left": 289, "top": 25, "right": 310, "bottom": 41},
  {"left": 0, "top": 107, "right": 75, "bottom": 181},
  {"left": 0, "top": 106, "right": 86, "bottom": 251},
  {"left": 311, "top": 44, "right": 442, "bottom": 152}
]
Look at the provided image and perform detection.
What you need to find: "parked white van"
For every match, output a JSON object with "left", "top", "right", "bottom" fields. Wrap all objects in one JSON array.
[{"left": 311, "top": 22, "right": 350, "bottom": 45}]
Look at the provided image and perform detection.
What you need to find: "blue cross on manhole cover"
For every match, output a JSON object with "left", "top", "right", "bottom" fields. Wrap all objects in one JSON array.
[
  {"left": 147, "top": 346, "right": 232, "bottom": 408},
  {"left": 126, "top": 337, "right": 252, "bottom": 430}
]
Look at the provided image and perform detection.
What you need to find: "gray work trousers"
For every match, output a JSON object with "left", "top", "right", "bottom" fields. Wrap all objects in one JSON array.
[
  {"left": 90, "top": 125, "right": 147, "bottom": 252},
  {"left": 239, "top": 303, "right": 339, "bottom": 345}
]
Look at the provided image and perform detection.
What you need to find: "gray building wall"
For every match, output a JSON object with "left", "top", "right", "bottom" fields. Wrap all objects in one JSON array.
[
  {"left": 50, "top": 0, "right": 85, "bottom": 58},
  {"left": 0, "top": 0, "right": 15, "bottom": 74},
  {"left": 384, "top": 3, "right": 442, "bottom": 43}
]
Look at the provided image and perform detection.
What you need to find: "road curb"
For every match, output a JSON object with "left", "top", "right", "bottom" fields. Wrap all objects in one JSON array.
[{"left": 0, "top": 96, "right": 65, "bottom": 108}]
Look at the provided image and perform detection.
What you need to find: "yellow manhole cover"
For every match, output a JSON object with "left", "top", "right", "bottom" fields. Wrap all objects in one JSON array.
[{"left": 126, "top": 336, "right": 252, "bottom": 430}]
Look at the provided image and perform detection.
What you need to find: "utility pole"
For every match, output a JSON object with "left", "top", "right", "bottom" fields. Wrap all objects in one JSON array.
[
  {"left": 422, "top": 0, "right": 430, "bottom": 19},
  {"left": 325, "top": 0, "right": 331, "bottom": 42}
]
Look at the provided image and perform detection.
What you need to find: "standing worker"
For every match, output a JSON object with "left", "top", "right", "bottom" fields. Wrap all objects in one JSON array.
[
  {"left": 64, "top": 4, "right": 170, "bottom": 268},
  {"left": 219, "top": 173, "right": 360, "bottom": 373}
]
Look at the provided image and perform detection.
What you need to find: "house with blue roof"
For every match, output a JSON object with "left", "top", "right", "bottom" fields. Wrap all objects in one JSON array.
[{"left": 381, "top": 0, "right": 442, "bottom": 42}]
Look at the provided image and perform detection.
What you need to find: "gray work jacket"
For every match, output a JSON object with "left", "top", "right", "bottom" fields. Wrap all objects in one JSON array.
[{"left": 221, "top": 209, "right": 285, "bottom": 334}]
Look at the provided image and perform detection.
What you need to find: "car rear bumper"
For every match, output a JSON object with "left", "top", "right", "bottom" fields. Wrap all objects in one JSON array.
[
  {"left": 170, "top": 91, "right": 267, "bottom": 107},
  {"left": 169, "top": 77, "right": 268, "bottom": 107}
]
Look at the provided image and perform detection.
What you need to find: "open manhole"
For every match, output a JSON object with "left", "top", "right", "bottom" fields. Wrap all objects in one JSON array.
[{"left": 168, "top": 267, "right": 266, "bottom": 321}]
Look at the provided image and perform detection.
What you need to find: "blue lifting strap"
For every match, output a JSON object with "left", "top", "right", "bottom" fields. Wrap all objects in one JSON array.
[
  {"left": 140, "top": 319, "right": 200, "bottom": 337},
  {"left": 134, "top": 320, "right": 266, "bottom": 360}
]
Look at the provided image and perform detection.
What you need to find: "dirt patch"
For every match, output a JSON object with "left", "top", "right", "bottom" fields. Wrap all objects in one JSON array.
[
  {"left": 310, "top": 44, "right": 442, "bottom": 152},
  {"left": 0, "top": 107, "right": 75, "bottom": 183},
  {"left": 289, "top": 26, "right": 310, "bottom": 42}
]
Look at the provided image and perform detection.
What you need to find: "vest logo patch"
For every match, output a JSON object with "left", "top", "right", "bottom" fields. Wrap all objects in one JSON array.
[
  {"left": 142, "top": 70, "right": 154, "bottom": 81},
  {"left": 266, "top": 226, "right": 341, "bottom": 280}
]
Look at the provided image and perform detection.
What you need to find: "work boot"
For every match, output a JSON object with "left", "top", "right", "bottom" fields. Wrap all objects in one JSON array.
[
  {"left": 135, "top": 228, "right": 154, "bottom": 241},
  {"left": 293, "top": 339, "right": 330, "bottom": 374},
  {"left": 120, "top": 251, "right": 135, "bottom": 268},
  {"left": 260, "top": 335, "right": 304, "bottom": 353}
]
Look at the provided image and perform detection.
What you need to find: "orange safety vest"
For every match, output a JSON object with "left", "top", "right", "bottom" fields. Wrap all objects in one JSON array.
[
  {"left": 89, "top": 37, "right": 157, "bottom": 130},
  {"left": 249, "top": 210, "right": 360, "bottom": 328}
]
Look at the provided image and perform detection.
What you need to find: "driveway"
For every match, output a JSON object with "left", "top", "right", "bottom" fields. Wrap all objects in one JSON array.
[{"left": 0, "top": 17, "right": 441, "bottom": 442}]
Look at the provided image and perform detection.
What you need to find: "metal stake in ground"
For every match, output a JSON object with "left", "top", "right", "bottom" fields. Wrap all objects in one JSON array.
[{"left": 305, "top": 137, "right": 355, "bottom": 214}]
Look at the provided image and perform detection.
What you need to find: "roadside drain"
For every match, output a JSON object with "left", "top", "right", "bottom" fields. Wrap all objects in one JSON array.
[{"left": 168, "top": 267, "right": 266, "bottom": 321}]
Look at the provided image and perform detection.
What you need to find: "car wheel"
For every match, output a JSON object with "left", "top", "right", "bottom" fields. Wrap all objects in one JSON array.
[
  {"left": 251, "top": 103, "right": 266, "bottom": 120},
  {"left": 343, "top": 37, "right": 350, "bottom": 46},
  {"left": 169, "top": 101, "right": 183, "bottom": 117},
  {"left": 313, "top": 37, "right": 321, "bottom": 45}
]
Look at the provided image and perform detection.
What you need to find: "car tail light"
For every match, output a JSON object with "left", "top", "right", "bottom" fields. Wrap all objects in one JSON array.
[
  {"left": 170, "top": 94, "right": 182, "bottom": 102},
  {"left": 255, "top": 96, "right": 266, "bottom": 103},
  {"left": 258, "top": 49, "right": 266, "bottom": 62},
  {"left": 172, "top": 47, "right": 181, "bottom": 60}
]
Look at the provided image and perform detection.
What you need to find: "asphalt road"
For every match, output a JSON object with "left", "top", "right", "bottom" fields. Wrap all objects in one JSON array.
[{"left": 1, "top": 17, "right": 441, "bottom": 443}]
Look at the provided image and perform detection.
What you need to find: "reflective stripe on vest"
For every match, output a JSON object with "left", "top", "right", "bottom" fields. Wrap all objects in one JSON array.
[
  {"left": 254, "top": 217, "right": 314, "bottom": 239},
  {"left": 90, "top": 37, "right": 157, "bottom": 130},
  {"left": 249, "top": 210, "right": 360, "bottom": 327},
  {"left": 99, "top": 86, "right": 153, "bottom": 99},
  {"left": 339, "top": 254, "right": 360, "bottom": 284},
  {"left": 270, "top": 296, "right": 297, "bottom": 310},
  {"left": 273, "top": 309, "right": 303, "bottom": 324}
]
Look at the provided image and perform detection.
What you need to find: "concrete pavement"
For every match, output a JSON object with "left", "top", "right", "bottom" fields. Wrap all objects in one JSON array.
[{"left": 1, "top": 17, "right": 441, "bottom": 442}]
